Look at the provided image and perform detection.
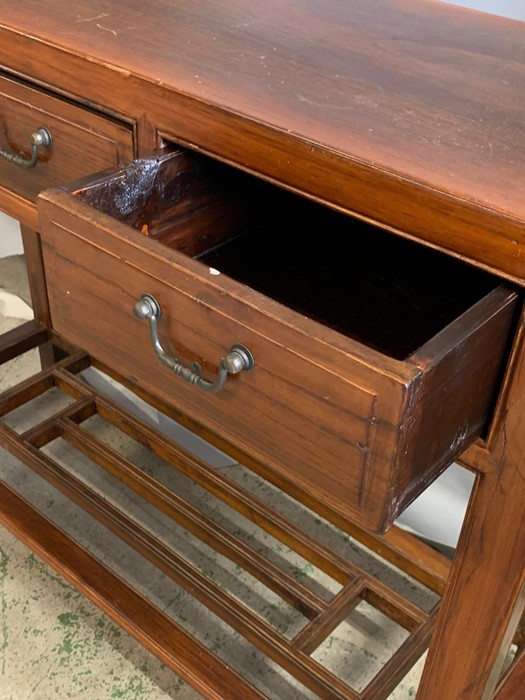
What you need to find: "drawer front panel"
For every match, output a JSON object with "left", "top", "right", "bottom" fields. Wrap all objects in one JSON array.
[
  {"left": 0, "top": 75, "right": 133, "bottom": 209},
  {"left": 40, "top": 211, "right": 406, "bottom": 532},
  {"left": 37, "top": 151, "right": 517, "bottom": 532}
]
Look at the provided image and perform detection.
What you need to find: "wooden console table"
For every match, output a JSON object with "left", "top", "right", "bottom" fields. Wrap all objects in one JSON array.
[{"left": 1, "top": 1, "right": 524, "bottom": 697}]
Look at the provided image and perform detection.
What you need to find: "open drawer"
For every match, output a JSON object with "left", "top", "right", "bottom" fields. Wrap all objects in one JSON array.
[{"left": 36, "top": 148, "right": 517, "bottom": 533}]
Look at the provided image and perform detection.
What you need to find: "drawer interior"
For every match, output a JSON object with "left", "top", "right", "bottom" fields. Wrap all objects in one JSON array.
[{"left": 74, "top": 148, "right": 502, "bottom": 360}]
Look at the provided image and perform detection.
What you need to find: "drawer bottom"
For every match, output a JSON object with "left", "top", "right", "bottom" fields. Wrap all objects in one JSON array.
[{"left": 0, "top": 321, "right": 449, "bottom": 699}]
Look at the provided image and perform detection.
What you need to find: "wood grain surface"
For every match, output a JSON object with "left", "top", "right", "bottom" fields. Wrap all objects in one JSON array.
[{"left": 1, "top": 0, "right": 525, "bottom": 280}]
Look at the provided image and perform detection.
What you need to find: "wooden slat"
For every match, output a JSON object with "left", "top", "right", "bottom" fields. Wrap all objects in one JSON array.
[
  {"left": 364, "top": 583, "right": 429, "bottom": 632},
  {"left": 91, "top": 389, "right": 435, "bottom": 624},
  {"left": 0, "top": 422, "right": 358, "bottom": 700},
  {"left": 0, "top": 373, "right": 56, "bottom": 418},
  {"left": 0, "top": 351, "right": 89, "bottom": 417},
  {"left": 53, "top": 367, "right": 94, "bottom": 399},
  {"left": 361, "top": 612, "right": 438, "bottom": 700},
  {"left": 0, "top": 352, "right": 441, "bottom": 698},
  {"left": 20, "top": 225, "right": 53, "bottom": 367},
  {"left": 20, "top": 397, "right": 96, "bottom": 447},
  {"left": 58, "top": 370, "right": 438, "bottom": 623},
  {"left": 59, "top": 417, "right": 327, "bottom": 619},
  {"left": 92, "top": 359, "right": 451, "bottom": 595},
  {"left": 341, "top": 523, "right": 450, "bottom": 597},
  {"left": 0, "top": 319, "right": 48, "bottom": 365},
  {"left": 292, "top": 578, "right": 365, "bottom": 655},
  {"left": 60, "top": 369, "right": 358, "bottom": 584},
  {"left": 0, "top": 480, "right": 267, "bottom": 700}
]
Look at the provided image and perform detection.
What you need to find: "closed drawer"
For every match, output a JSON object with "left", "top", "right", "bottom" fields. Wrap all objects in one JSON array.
[
  {"left": 37, "top": 148, "right": 517, "bottom": 533},
  {"left": 0, "top": 74, "right": 133, "bottom": 212}
]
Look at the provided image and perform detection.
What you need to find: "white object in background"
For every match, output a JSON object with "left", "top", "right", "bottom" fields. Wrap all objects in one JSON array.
[
  {"left": 0, "top": 213, "right": 23, "bottom": 258},
  {"left": 440, "top": 1, "right": 525, "bottom": 21},
  {"left": 395, "top": 463, "right": 475, "bottom": 550},
  {"left": 0, "top": 290, "right": 33, "bottom": 320}
]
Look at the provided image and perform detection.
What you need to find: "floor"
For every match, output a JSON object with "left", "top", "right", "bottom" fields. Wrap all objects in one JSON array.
[{"left": 0, "top": 250, "right": 433, "bottom": 699}]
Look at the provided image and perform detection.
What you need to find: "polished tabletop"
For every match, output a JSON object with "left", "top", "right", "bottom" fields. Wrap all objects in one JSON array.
[{"left": 1, "top": 0, "right": 524, "bottom": 279}]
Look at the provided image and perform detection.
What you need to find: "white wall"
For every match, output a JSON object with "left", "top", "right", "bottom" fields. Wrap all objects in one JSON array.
[
  {"left": 440, "top": 1, "right": 525, "bottom": 21},
  {"left": 0, "top": 213, "right": 23, "bottom": 257}
]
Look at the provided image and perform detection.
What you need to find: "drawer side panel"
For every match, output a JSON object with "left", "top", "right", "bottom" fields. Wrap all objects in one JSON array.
[{"left": 392, "top": 288, "right": 518, "bottom": 517}]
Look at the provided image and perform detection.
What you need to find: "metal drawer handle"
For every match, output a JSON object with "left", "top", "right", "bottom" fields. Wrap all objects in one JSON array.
[
  {"left": 0, "top": 127, "right": 52, "bottom": 169},
  {"left": 134, "top": 293, "right": 254, "bottom": 394}
]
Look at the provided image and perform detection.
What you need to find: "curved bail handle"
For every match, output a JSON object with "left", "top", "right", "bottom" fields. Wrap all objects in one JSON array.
[
  {"left": 133, "top": 293, "right": 254, "bottom": 393},
  {"left": 0, "top": 127, "right": 52, "bottom": 169}
]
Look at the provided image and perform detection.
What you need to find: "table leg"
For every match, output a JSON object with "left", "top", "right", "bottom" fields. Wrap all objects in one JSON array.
[
  {"left": 20, "top": 224, "right": 56, "bottom": 366},
  {"left": 20, "top": 225, "right": 50, "bottom": 325},
  {"left": 417, "top": 312, "right": 525, "bottom": 699}
]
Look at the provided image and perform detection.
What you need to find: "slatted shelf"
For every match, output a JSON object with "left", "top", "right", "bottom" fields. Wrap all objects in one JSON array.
[{"left": 0, "top": 321, "right": 449, "bottom": 699}]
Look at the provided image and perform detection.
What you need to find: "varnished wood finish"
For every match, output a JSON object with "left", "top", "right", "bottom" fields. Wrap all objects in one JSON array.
[
  {"left": 0, "top": 73, "right": 134, "bottom": 362},
  {"left": 19, "top": 227, "right": 49, "bottom": 324},
  {"left": 418, "top": 309, "right": 525, "bottom": 699},
  {"left": 0, "top": 483, "right": 267, "bottom": 700},
  {"left": 2, "top": 2, "right": 525, "bottom": 698},
  {"left": 37, "top": 151, "right": 517, "bottom": 532},
  {"left": 92, "top": 358, "right": 450, "bottom": 595},
  {"left": 0, "top": 334, "right": 444, "bottom": 699},
  {"left": 89, "top": 356, "right": 452, "bottom": 596},
  {"left": 0, "top": 318, "right": 48, "bottom": 364},
  {"left": 19, "top": 224, "right": 56, "bottom": 367},
  {"left": 0, "top": 74, "right": 134, "bottom": 225},
  {"left": 1, "top": 1, "right": 525, "bottom": 281}
]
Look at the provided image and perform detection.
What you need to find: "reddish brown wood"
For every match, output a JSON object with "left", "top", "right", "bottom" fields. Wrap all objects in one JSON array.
[
  {"left": 20, "top": 397, "right": 95, "bottom": 447},
  {"left": 134, "top": 114, "right": 158, "bottom": 158},
  {"left": 57, "top": 366, "right": 451, "bottom": 612},
  {"left": 0, "top": 319, "right": 48, "bottom": 364},
  {"left": 1, "top": 2, "right": 525, "bottom": 697},
  {"left": 0, "top": 481, "right": 267, "bottom": 700},
  {"left": 37, "top": 155, "right": 517, "bottom": 532},
  {"left": 57, "top": 371, "right": 360, "bottom": 585},
  {"left": 417, "top": 311, "right": 525, "bottom": 699},
  {"left": 0, "top": 68, "right": 133, "bottom": 368},
  {"left": 89, "top": 356, "right": 453, "bottom": 594},
  {"left": 18, "top": 224, "right": 57, "bottom": 367},
  {"left": 59, "top": 417, "right": 327, "bottom": 620},
  {"left": 362, "top": 613, "right": 438, "bottom": 700},
  {"left": 0, "top": 73, "right": 134, "bottom": 206},
  {"left": 19, "top": 226, "right": 49, "bottom": 323},
  {"left": 0, "top": 350, "right": 88, "bottom": 416},
  {"left": 0, "top": 343, "right": 443, "bottom": 700},
  {"left": 1, "top": 422, "right": 356, "bottom": 700},
  {"left": 363, "top": 584, "right": 428, "bottom": 632},
  {"left": 0, "top": 186, "right": 39, "bottom": 230},
  {"left": 292, "top": 579, "right": 366, "bottom": 654},
  {"left": 2, "top": 2, "right": 525, "bottom": 280}
]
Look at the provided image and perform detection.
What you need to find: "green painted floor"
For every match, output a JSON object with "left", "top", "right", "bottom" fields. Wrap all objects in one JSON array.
[{"left": 0, "top": 253, "right": 429, "bottom": 699}]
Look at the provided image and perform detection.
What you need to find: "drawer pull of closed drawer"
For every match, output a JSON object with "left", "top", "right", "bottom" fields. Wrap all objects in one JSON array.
[
  {"left": 0, "top": 126, "right": 52, "bottom": 169},
  {"left": 134, "top": 293, "right": 254, "bottom": 393}
]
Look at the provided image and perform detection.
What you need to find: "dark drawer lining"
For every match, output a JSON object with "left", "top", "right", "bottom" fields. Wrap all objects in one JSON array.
[{"left": 73, "top": 147, "right": 504, "bottom": 360}]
